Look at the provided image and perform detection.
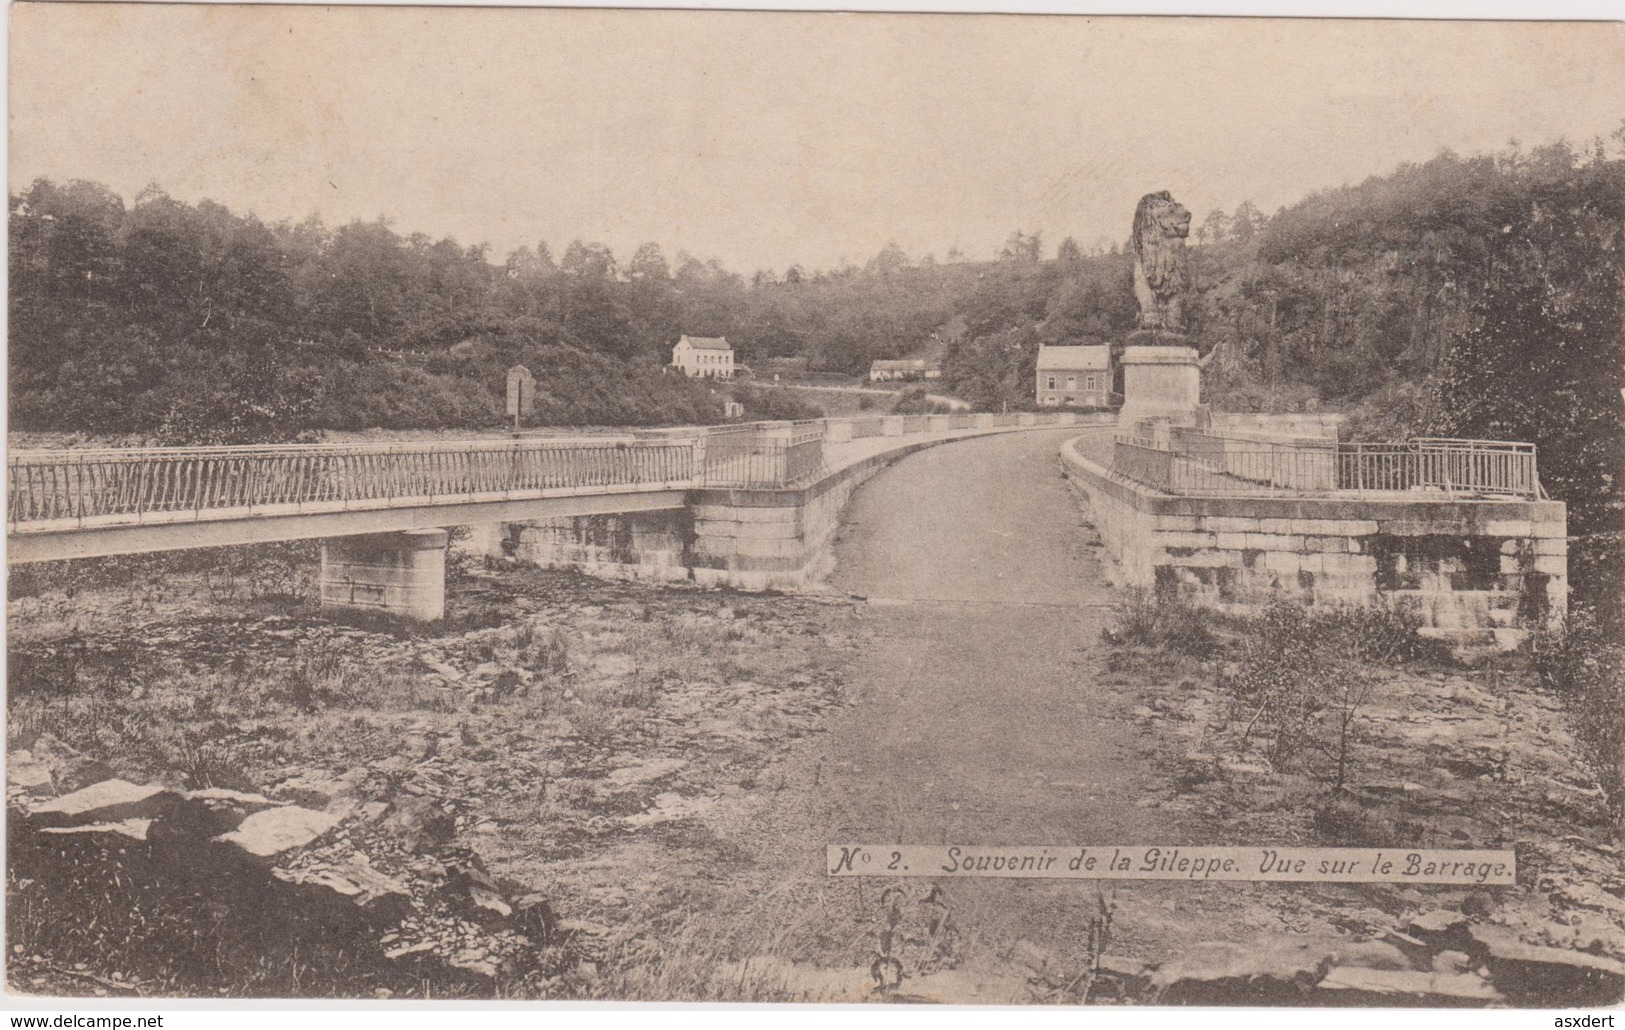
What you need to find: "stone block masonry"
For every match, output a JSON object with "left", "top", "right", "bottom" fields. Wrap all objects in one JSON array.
[
  {"left": 501, "top": 437, "right": 960, "bottom": 591},
  {"left": 1060, "top": 437, "right": 1567, "bottom": 647},
  {"left": 320, "top": 528, "right": 449, "bottom": 621}
]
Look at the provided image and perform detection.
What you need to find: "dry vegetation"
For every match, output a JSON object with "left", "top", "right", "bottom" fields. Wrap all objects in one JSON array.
[{"left": 7, "top": 558, "right": 862, "bottom": 997}]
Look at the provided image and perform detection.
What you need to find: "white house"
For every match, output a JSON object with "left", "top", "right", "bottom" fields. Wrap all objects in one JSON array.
[
  {"left": 672, "top": 335, "right": 735, "bottom": 378},
  {"left": 869, "top": 359, "right": 943, "bottom": 382},
  {"left": 1035, "top": 345, "right": 1111, "bottom": 407}
]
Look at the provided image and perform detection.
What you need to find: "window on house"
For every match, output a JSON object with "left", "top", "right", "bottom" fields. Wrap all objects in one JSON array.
[
  {"left": 1046, "top": 376, "right": 1056, "bottom": 390},
  {"left": 1067, "top": 376, "right": 1077, "bottom": 389},
  {"left": 1086, "top": 376, "right": 1096, "bottom": 391}
]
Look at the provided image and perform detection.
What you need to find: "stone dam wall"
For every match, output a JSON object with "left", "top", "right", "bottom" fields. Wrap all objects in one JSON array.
[
  {"left": 473, "top": 435, "right": 976, "bottom": 591},
  {"left": 1060, "top": 437, "right": 1567, "bottom": 647}
]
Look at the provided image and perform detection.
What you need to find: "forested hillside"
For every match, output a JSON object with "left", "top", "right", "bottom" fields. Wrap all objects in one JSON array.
[{"left": 11, "top": 139, "right": 1622, "bottom": 611}]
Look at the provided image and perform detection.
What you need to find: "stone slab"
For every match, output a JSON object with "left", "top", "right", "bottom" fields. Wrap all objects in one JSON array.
[
  {"left": 215, "top": 806, "right": 339, "bottom": 859},
  {"left": 30, "top": 780, "right": 174, "bottom": 826}
]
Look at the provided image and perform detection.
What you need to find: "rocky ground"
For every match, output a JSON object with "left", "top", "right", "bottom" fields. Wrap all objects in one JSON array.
[
  {"left": 7, "top": 563, "right": 864, "bottom": 997},
  {"left": 1072, "top": 627, "right": 1625, "bottom": 1006}
]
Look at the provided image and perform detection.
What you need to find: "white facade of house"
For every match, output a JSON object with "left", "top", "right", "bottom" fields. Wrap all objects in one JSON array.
[
  {"left": 672, "top": 335, "right": 735, "bottom": 378},
  {"left": 869, "top": 359, "right": 942, "bottom": 382}
]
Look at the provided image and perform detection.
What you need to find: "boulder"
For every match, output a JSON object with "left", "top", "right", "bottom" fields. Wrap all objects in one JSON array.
[
  {"left": 8, "top": 751, "right": 55, "bottom": 794},
  {"left": 443, "top": 862, "right": 514, "bottom": 927},
  {"left": 214, "top": 806, "right": 338, "bottom": 860},
  {"left": 1407, "top": 909, "right": 1472, "bottom": 952},
  {"left": 28, "top": 734, "right": 114, "bottom": 793},
  {"left": 38, "top": 818, "right": 152, "bottom": 843},
  {"left": 378, "top": 795, "right": 456, "bottom": 849},
  {"left": 1314, "top": 967, "right": 1502, "bottom": 1006},
  {"left": 1327, "top": 939, "right": 1414, "bottom": 972},
  {"left": 272, "top": 855, "right": 413, "bottom": 925},
  {"left": 29, "top": 780, "right": 177, "bottom": 827},
  {"left": 1151, "top": 937, "right": 1334, "bottom": 1004},
  {"left": 1470, "top": 925, "right": 1625, "bottom": 1005}
]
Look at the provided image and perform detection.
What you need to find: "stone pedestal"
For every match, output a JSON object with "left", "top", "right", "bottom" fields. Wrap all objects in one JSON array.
[
  {"left": 1120, "top": 345, "right": 1201, "bottom": 420},
  {"left": 320, "top": 529, "right": 448, "bottom": 621}
]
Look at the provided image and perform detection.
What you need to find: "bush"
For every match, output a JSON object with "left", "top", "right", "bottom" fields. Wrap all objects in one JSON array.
[
  {"left": 890, "top": 386, "right": 951, "bottom": 416},
  {"left": 1527, "top": 607, "right": 1625, "bottom": 833},
  {"left": 10, "top": 542, "right": 318, "bottom": 602},
  {"left": 1306, "top": 599, "right": 1439, "bottom": 665},
  {"left": 1219, "top": 600, "right": 1393, "bottom": 789},
  {"left": 730, "top": 384, "right": 823, "bottom": 422},
  {"left": 1103, "top": 589, "right": 1219, "bottom": 659}
]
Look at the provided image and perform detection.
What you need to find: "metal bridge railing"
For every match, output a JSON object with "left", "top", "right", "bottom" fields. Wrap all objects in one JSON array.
[
  {"left": 8, "top": 438, "right": 696, "bottom": 528},
  {"left": 699, "top": 422, "right": 831, "bottom": 490},
  {"left": 8, "top": 410, "right": 1100, "bottom": 530},
  {"left": 1109, "top": 433, "right": 1542, "bottom": 499},
  {"left": 1339, "top": 438, "right": 1542, "bottom": 498}
]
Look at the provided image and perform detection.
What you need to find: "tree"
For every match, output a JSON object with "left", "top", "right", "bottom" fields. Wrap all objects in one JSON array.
[
  {"left": 1197, "top": 209, "right": 1230, "bottom": 246},
  {"left": 1000, "top": 230, "right": 1042, "bottom": 263},
  {"left": 1230, "top": 201, "right": 1265, "bottom": 243},
  {"left": 1428, "top": 158, "right": 1625, "bottom": 621},
  {"left": 626, "top": 242, "right": 671, "bottom": 283},
  {"left": 867, "top": 241, "right": 911, "bottom": 277}
]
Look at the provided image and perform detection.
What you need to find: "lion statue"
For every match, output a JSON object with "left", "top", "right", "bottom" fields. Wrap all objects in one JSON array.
[{"left": 1130, "top": 190, "right": 1192, "bottom": 333}]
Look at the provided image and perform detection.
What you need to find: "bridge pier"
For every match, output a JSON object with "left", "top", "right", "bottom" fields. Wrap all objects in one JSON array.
[{"left": 319, "top": 529, "right": 448, "bottom": 622}]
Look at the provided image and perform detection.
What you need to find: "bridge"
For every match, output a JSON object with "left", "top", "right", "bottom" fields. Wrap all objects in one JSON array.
[
  {"left": 8, "top": 408, "right": 1567, "bottom": 643},
  {"left": 8, "top": 412, "right": 1098, "bottom": 618}
]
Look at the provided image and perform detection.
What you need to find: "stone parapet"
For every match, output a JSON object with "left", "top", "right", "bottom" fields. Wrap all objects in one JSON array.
[{"left": 1060, "top": 436, "right": 1567, "bottom": 647}]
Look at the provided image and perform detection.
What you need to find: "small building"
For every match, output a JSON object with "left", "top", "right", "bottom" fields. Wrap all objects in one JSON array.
[
  {"left": 672, "top": 335, "right": 735, "bottom": 378},
  {"left": 1035, "top": 345, "right": 1111, "bottom": 407},
  {"left": 869, "top": 359, "right": 942, "bottom": 382}
]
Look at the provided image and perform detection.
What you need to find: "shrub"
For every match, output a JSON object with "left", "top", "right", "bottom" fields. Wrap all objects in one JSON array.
[
  {"left": 890, "top": 386, "right": 951, "bottom": 416},
  {"left": 1220, "top": 600, "right": 1383, "bottom": 789},
  {"left": 1306, "top": 599, "right": 1439, "bottom": 665},
  {"left": 1102, "top": 589, "right": 1219, "bottom": 658},
  {"left": 1527, "top": 607, "right": 1625, "bottom": 833},
  {"left": 731, "top": 384, "right": 823, "bottom": 422}
]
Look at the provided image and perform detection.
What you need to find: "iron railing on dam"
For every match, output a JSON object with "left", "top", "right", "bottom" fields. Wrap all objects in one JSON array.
[
  {"left": 6, "top": 437, "right": 697, "bottom": 527},
  {"left": 7, "top": 412, "right": 1096, "bottom": 531},
  {"left": 1110, "top": 432, "right": 1543, "bottom": 499}
]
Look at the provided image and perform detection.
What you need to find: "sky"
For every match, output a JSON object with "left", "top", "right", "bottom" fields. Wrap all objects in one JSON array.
[{"left": 9, "top": 6, "right": 1625, "bottom": 274}]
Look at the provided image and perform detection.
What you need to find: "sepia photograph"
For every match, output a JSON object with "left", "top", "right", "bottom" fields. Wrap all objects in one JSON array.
[{"left": 5, "top": 2, "right": 1624, "bottom": 1014}]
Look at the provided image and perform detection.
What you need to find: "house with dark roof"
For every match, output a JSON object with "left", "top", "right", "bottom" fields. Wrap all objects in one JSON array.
[{"left": 1035, "top": 345, "right": 1111, "bottom": 407}]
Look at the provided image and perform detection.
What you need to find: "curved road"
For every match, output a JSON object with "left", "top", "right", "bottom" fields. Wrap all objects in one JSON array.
[
  {"left": 818, "top": 427, "right": 1160, "bottom": 846},
  {"left": 712, "top": 427, "right": 1215, "bottom": 1000}
]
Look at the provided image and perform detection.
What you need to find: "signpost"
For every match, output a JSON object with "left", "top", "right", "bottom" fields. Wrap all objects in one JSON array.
[{"left": 506, "top": 364, "right": 536, "bottom": 432}]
